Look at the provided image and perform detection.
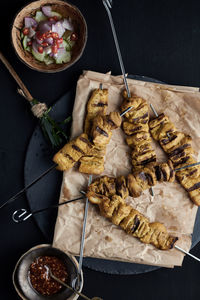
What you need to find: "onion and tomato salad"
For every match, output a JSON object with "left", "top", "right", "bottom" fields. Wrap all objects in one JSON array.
[{"left": 21, "top": 6, "right": 78, "bottom": 65}]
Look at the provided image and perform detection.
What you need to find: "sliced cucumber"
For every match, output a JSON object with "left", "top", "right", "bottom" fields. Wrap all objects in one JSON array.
[
  {"left": 26, "top": 46, "right": 31, "bottom": 52},
  {"left": 32, "top": 48, "right": 45, "bottom": 62},
  {"left": 51, "top": 11, "right": 62, "bottom": 18},
  {"left": 22, "top": 36, "right": 28, "bottom": 49},
  {"left": 62, "top": 40, "right": 71, "bottom": 51},
  {"left": 66, "top": 35, "right": 75, "bottom": 48},
  {"left": 62, "top": 30, "right": 72, "bottom": 39},
  {"left": 44, "top": 55, "right": 54, "bottom": 65},
  {"left": 35, "top": 11, "right": 47, "bottom": 22},
  {"left": 55, "top": 49, "right": 71, "bottom": 64}
]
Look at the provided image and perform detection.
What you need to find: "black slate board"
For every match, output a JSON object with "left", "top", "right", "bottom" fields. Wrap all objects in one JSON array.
[{"left": 25, "top": 76, "right": 200, "bottom": 275}]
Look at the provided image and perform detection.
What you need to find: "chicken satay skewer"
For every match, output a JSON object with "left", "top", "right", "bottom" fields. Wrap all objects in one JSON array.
[
  {"left": 121, "top": 93, "right": 156, "bottom": 197},
  {"left": 150, "top": 103, "right": 200, "bottom": 172},
  {"left": 102, "top": 0, "right": 155, "bottom": 195},
  {"left": 2, "top": 138, "right": 199, "bottom": 211},
  {"left": 149, "top": 103, "right": 198, "bottom": 168},
  {"left": 150, "top": 103, "right": 200, "bottom": 171},
  {"left": 85, "top": 180, "right": 200, "bottom": 261},
  {"left": 149, "top": 103, "right": 200, "bottom": 205}
]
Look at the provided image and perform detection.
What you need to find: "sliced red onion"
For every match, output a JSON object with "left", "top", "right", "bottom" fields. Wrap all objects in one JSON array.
[
  {"left": 44, "top": 37, "right": 53, "bottom": 45},
  {"left": 49, "top": 52, "right": 57, "bottom": 58},
  {"left": 38, "top": 21, "right": 51, "bottom": 34},
  {"left": 52, "top": 22, "right": 65, "bottom": 38},
  {"left": 42, "top": 6, "right": 52, "bottom": 17},
  {"left": 28, "top": 27, "right": 36, "bottom": 38},
  {"left": 35, "top": 36, "right": 43, "bottom": 45},
  {"left": 45, "top": 46, "right": 52, "bottom": 54},
  {"left": 62, "top": 18, "right": 74, "bottom": 31},
  {"left": 24, "top": 17, "right": 37, "bottom": 28},
  {"left": 32, "top": 40, "right": 40, "bottom": 53}
]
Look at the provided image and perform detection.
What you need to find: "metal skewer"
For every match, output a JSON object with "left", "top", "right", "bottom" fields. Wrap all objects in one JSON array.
[
  {"left": 44, "top": 265, "right": 102, "bottom": 300},
  {"left": 102, "top": 0, "right": 155, "bottom": 198},
  {"left": 150, "top": 103, "right": 159, "bottom": 118},
  {"left": 174, "top": 245, "right": 200, "bottom": 262},
  {"left": 0, "top": 164, "right": 57, "bottom": 210},
  {"left": 77, "top": 175, "right": 93, "bottom": 285},
  {"left": 12, "top": 195, "right": 84, "bottom": 223},
  {"left": 103, "top": 0, "right": 131, "bottom": 98},
  {"left": 174, "top": 162, "right": 200, "bottom": 172}
]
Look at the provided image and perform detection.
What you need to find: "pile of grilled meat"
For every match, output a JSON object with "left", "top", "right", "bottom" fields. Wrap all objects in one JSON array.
[{"left": 53, "top": 87, "right": 200, "bottom": 250}]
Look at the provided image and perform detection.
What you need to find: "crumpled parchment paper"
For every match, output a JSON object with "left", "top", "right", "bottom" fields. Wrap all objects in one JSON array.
[{"left": 53, "top": 71, "right": 200, "bottom": 268}]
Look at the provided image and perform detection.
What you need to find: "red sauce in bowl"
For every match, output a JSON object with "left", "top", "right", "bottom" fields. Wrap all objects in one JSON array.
[{"left": 29, "top": 255, "right": 68, "bottom": 296}]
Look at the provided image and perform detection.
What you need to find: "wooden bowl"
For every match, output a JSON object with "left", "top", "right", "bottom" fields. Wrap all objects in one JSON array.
[{"left": 11, "top": 0, "right": 87, "bottom": 73}]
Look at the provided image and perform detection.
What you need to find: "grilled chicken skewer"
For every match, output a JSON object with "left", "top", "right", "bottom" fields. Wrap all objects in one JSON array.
[
  {"left": 120, "top": 90, "right": 157, "bottom": 169},
  {"left": 149, "top": 111, "right": 200, "bottom": 206},
  {"left": 84, "top": 88, "right": 108, "bottom": 135},
  {"left": 80, "top": 87, "right": 108, "bottom": 174},
  {"left": 86, "top": 160, "right": 175, "bottom": 200},
  {"left": 53, "top": 111, "right": 122, "bottom": 173},
  {"left": 120, "top": 90, "right": 157, "bottom": 197},
  {"left": 86, "top": 191, "right": 178, "bottom": 250}
]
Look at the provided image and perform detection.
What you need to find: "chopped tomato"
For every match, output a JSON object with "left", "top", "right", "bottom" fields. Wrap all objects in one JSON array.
[
  {"left": 27, "top": 41, "right": 32, "bottom": 46},
  {"left": 52, "top": 45, "right": 58, "bottom": 54},
  {"left": 53, "top": 16, "right": 58, "bottom": 21},
  {"left": 48, "top": 17, "right": 55, "bottom": 22},
  {"left": 52, "top": 32, "right": 59, "bottom": 39},
  {"left": 23, "top": 28, "right": 29, "bottom": 36},
  {"left": 45, "top": 31, "right": 52, "bottom": 38},
  {"left": 70, "top": 33, "right": 78, "bottom": 41},
  {"left": 38, "top": 46, "right": 44, "bottom": 54},
  {"left": 57, "top": 38, "right": 63, "bottom": 44},
  {"left": 36, "top": 32, "right": 43, "bottom": 41},
  {"left": 42, "top": 42, "right": 48, "bottom": 47}
]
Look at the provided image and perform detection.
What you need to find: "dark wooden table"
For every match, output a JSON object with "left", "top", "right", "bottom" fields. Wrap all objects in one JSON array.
[{"left": 1, "top": 0, "right": 200, "bottom": 299}]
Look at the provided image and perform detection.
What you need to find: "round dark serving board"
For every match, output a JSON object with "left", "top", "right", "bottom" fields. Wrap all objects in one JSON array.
[{"left": 25, "top": 75, "right": 200, "bottom": 275}]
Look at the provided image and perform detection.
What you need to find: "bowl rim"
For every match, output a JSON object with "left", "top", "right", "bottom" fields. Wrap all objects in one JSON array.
[
  {"left": 11, "top": 0, "right": 88, "bottom": 73},
  {"left": 12, "top": 244, "right": 83, "bottom": 300}
]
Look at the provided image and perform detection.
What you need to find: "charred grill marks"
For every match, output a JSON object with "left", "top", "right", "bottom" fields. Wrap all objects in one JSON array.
[
  {"left": 79, "top": 137, "right": 93, "bottom": 148},
  {"left": 96, "top": 126, "right": 109, "bottom": 137},
  {"left": 187, "top": 182, "right": 200, "bottom": 192},
  {"left": 149, "top": 113, "right": 200, "bottom": 205},
  {"left": 63, "top": 153, "right": 76, "bottom": 162},
  {"left": 72, "top": 145, "right": 85, "bottom": 155},
  {"left": 131, "top": 216, "right": 140, "bottom": 233},
  {"left": 93, "top": 102, "right": 108, "bottom": 107}
]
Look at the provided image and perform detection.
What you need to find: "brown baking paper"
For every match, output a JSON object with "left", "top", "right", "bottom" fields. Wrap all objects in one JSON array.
[{"left": 53, "top": 71, "right": 200, "bottom": 268}]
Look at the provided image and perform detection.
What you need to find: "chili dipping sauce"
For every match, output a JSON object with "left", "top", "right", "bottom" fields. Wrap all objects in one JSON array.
[{"left": 29, "top": 255, "right": 68, "bottom": 296}]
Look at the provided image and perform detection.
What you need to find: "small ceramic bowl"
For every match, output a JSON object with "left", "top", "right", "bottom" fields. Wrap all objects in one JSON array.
[
  {"left": 11, "top": 0, "right": 87, "bottom": 73},
  {"left": 13, "top": 244, "right": 83, "bottom": 300}
]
